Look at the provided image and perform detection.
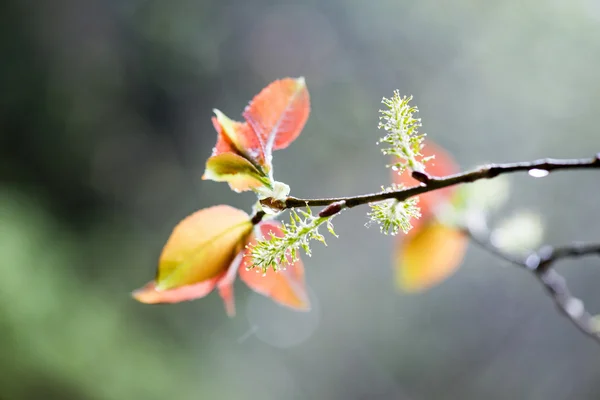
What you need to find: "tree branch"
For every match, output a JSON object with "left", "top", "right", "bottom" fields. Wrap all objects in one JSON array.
[
  {"left": 273, "top": 155, "right": 599, "bottom": 210},
  {"left": 465, "top": 227, "right": 600, "bottom": 344},
  {"left": 252, "top": 154, "right": 600, "bottom": 344}
]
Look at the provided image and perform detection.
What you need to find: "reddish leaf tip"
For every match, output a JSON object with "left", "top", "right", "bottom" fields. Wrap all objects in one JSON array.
[
  {"left": 131, "top": 285, "right": 155, "bottom": 304},
  {"left": 132, "top": 279, "right": 219, "bottom": 304}
]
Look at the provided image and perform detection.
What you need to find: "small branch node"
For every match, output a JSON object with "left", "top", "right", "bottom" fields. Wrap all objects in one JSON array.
[
  {"left": 411, "top": 170, "right": 431, "bottom": 184},
  {"left": 318, "top": 201, "right": 346, "bottom": 218}
]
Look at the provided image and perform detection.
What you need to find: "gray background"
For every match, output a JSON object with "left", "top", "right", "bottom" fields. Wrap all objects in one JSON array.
[{"left": 1, "top": 0, "right": 600, "bottom": 399}]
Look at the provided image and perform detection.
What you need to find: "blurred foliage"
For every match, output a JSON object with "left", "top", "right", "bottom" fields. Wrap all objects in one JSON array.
[
  {"left": 2, "top": 0, "right": 600, "bottom": 399},
  {"left": 0, "top": 190, "right": 221, "bottom": 399}
]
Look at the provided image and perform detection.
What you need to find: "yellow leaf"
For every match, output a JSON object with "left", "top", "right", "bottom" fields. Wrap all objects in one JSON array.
[
  {"left": 396, "top": 222, "right": 467, "bottom": 292},
  {"left": 155, "top": 205, "right": 253, "bottom": 291},
  {"left": 202, "top": 153, "right": 273, "bottom": 193}
]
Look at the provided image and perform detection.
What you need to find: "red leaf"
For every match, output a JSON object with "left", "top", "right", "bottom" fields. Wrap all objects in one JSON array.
[
  {"left": 216, "top": 252, "right": 244, "bottom": 317},
  {"left": 243, "top": 77, "right": 310, "bottom": 152},
  {"left": 132, "top": 276, "right": 222, "bottom": 304},
  {"left": 239, "top": 221, "right": 310, "bottom": 311}
]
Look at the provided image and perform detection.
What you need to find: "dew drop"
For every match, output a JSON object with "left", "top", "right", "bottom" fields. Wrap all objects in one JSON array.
[
  {"left": 391, "top": 166, "right": 399, "bottom": 171},
  {"left": 528, "top": 169, "right": 549, "bottom": 178}
]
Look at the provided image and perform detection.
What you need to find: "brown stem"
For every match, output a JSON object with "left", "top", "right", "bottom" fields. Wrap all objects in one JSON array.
[
  {"left": 248, "top": 153, "right": 600, "bottom": 343},
  {"left": 280, "top": 155, "right": 600, "bottom": 210}
]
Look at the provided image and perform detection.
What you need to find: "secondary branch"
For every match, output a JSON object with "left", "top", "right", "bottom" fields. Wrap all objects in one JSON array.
[{"left": 466, "top": 228, "right": 600, "bottom": 344}]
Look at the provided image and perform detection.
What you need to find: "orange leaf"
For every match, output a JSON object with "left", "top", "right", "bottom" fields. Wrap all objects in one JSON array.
[
  {"left": 132, "top": 250, "right": 244, "bottom": 316},
  {"left": 393, "top": 141, "right": 459, "bottom": 222},
  {"left": 239, "top": 221, "right": 310, "bottom": 311},
  {"left": 243, "top": 77, "right": 310, "bottom": 152},
  {"left": 396, "top": 221, "right": 467, "bottom": 292},
  {"left": 203, "top": 153, "right": 273, "bottom": 193},
  {"left": 132, "top": 276, "right": 222, "bottom": 304},
  {"left": 154, "top": 205, "right": 253, "bottom": 291}
]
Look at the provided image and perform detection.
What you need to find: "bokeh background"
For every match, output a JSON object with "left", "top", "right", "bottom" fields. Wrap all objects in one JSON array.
[{"left": 2, "top": 0, "right": 600, "bottom": 399}]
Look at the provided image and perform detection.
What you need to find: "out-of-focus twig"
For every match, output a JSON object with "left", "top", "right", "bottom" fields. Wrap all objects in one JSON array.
[{"left": 465, "top": 226, "right": 600, "bottom": 344}]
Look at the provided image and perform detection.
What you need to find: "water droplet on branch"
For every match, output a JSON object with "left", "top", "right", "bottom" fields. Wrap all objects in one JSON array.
[{"left": 528, "top": 169, "right": 549, "bottom": 178}]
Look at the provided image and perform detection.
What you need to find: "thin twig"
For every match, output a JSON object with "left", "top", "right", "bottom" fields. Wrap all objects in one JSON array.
[
  {"left": 465, "top": 228, "right": 600, "bottom": 344},
  {"left": 274, "top": 155, "right": 599, "bottom": 210}
]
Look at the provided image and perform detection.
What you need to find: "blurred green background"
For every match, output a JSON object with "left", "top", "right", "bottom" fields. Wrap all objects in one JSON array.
[{"left": 2, "top": 0, "right": 600, "bottom": 399}]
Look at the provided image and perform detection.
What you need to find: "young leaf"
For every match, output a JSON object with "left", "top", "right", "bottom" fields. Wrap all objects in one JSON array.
[
  {"left": 243, "top": 77, "right": 310, "bottom": 152},
  {"left": 203, "top": 153, "right": 273, "bottom": 193},
  {"left": 154, "top": 205, "right": 253, "bottom": 291},
  {"left": 204, "top": 78, "right": 310, "bottom": 196},
  {"left": 211, "top": 116, "right": 239, "bottom": 156},
  {"left": 211, "top": 109, "right": 267, "bottom": 170},
  {"left": 396, "top": 221, "right": 468, "bottom": 292},
  {"left": 239, "top": 221, "right": 310, "bottom": 311}
]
